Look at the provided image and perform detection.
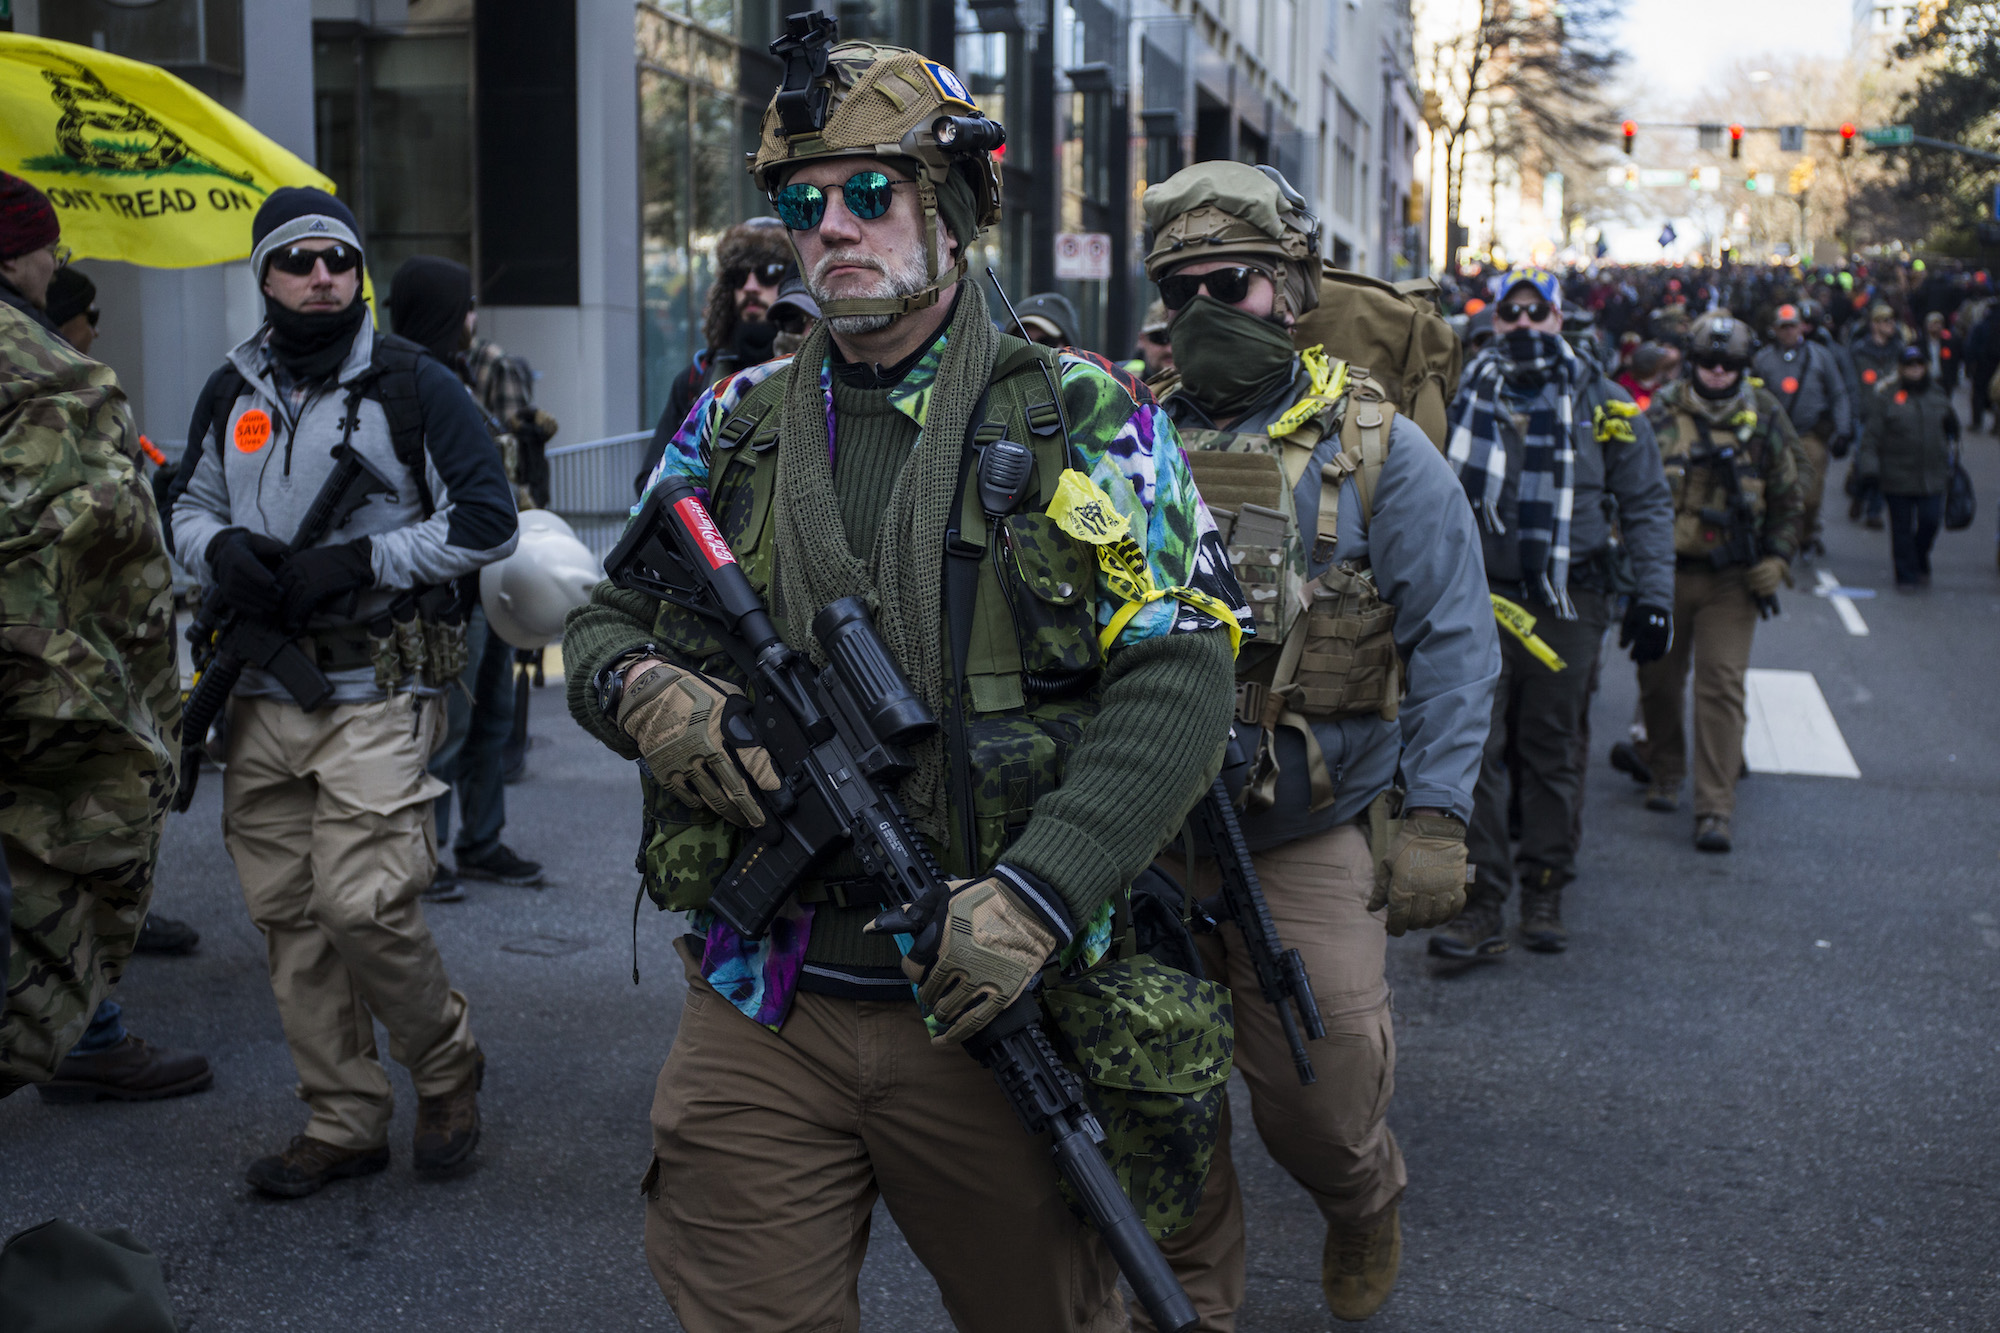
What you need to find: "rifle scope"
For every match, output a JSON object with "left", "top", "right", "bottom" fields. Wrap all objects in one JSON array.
[{"left": 812, "top": 597, "right": 939, "bottom": 747}]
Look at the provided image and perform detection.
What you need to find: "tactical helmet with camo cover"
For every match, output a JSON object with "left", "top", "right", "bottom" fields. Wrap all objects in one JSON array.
[
  {"left": 1142, "top": 161, "right": 1323, "bottom": 317},
  {"left": 749, "top": 14, "right": 1003, "bottom": 320},
  {"left": 1689, "top": 310, "right": 1753, "bottom": 368}
]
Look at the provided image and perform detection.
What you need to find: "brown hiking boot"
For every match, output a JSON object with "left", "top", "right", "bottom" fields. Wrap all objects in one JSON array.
[
  {"left": 37, "top": 1036, "right": 213, "bottom": 1104},
  {"left": 1694, "top": 814, "right": 1732, "bottom": 853},
  {"left": 1427, "top": 894, "right": 1507, "bottom": 961},
  {"left": 413, "top": 1052, "right": 484, "bottom": 1176},
  {"left": 1643, "top": 779, "right": 1680, "bottom": 812},
  {"left": 247, "top": 1135, "right": 389, "bottom": 1198},
  {"left": 1518, "top": 869, "right": 1569, "bottom": 953},
  {"left": 1323, "top": 1204, "right": 1402, "bottom": 1321}
]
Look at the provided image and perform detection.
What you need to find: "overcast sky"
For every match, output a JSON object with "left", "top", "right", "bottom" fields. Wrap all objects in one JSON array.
[{"left": 1615, "top": 0, "right": 1858, "bottom": 108}]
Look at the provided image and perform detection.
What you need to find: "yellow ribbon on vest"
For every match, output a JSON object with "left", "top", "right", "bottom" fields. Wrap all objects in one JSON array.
[
  {"left": 1267, "top": 345, "right": 1350, "bottom": 440},
  {"left": 1490, "top": 594, "right": 1567, "bottom": 672},
  {"left": 1046, "top": 469, "right": 1244, "bottom": 657}
]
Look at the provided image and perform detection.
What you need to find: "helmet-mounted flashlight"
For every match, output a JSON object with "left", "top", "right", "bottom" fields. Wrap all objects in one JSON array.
[
  {"left": 932, "top": 114, "right": 1006, "bottom": 154},
  {"left": 771, "top": 11, "right": 838, "bottom": 138}
]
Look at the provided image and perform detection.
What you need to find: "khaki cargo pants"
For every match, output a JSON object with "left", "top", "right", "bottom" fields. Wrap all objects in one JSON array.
[
  {"left": 223, "top": 693, "right": 479, "bottom": 1150},
  {"left": 1797, "top": 429, "right": 1830, "bottom": 548},
  {"left": 1637, "top": 565, "right": 1760, "bottom": 818},
  {"left": 644, "top": 939, "right": 1123, "bottom": 1333},
  {"left": 1138, "top": 821, "right": 1403, "bottom": 1333}
]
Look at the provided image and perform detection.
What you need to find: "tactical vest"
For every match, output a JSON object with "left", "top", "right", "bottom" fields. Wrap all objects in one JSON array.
[
  {"left": 633, "top": 340, "right": 1111, "bottom": 911},
  {"left": 1654, "top": 389, "right": 1782, "bottom": 562},
  {"left": 1157, "top": 347, "right": 1401, "bottom": 814}
]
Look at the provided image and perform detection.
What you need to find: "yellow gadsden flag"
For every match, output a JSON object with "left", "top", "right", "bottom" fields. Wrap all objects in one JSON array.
[{"left": 0, "top": 34, "right": 337, "bottom": 268}]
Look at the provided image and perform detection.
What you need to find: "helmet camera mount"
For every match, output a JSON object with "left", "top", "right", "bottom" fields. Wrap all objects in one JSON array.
[{"left": 771, "top": 11, "right": 839, "bottom": 138}]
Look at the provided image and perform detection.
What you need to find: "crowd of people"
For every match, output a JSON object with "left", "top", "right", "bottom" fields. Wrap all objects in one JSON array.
[{"left": 2, "top": 27, "right": 1993, "bottom": 1330}]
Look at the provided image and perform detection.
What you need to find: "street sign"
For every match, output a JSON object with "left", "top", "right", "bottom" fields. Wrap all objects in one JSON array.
[
  {"left": 1658, "top": 222, "right": 1677, "bottom": 248},
  {"left": 1778, "top": 125, "right": 1806, "bottom": 153},
  {"left": 1862, "top": 125, "right": 1913, "bottom": 146},
  {"left": 1053, "top": 232, "right": 1111, "bottom": 280},
  {"left": 1638, "top": 168, "right": 1686, "bottom": 187},
  {"left": 1698, "top": 123, "right": 1723, "bottom": 152}
]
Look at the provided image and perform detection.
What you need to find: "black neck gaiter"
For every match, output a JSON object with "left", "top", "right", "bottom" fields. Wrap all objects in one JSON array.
[{"left": 266, "top": 296, "right": 367, "bottom": 383}]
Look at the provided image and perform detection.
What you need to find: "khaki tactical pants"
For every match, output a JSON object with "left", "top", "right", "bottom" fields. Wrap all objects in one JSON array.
[
  {"left": 223, "top": 693, "right": 479, "bottom": 1150},
  {"left": 1636, "top": 566, "right": 1760, "bottom": 818},
  {"left": 1797, "top": 430, "right": 1830, "bottom": 549},
  {"left": 1137, "top": 822, "right": 1403, "bottom": 1333},
  {"left": 644, "top": 940, "right": 1123, "bottom": 1333}
]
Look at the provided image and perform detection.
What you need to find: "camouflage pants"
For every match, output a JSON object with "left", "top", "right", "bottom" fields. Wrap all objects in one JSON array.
[
  {"left": 1, "top": 837, "right": 146, "bottom": 1094},
  {"left": 1141, "top": 821, "right": 1404, "bottom": 1332}
]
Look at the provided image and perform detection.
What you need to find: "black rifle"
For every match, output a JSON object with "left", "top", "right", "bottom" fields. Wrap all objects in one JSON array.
[
  {"left": 1691, "top": 425, "right": 1778, "bottom": 619},
  {"left": 1186, "top": 778, "right": 1326, "bottom": 1084},
  {"left": 606, "top": 478, "right": 1200, "bottom": 1333},
  {"left": 172, "top": 443, "right": 396, "bottom": 813}
]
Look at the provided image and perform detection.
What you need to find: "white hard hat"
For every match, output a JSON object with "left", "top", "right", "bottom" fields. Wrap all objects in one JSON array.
[
  {"left": 516, "top": 508, "right": 577, "bottom": 540},
  {"left": 481, "top": 523, "right": 601, "bottom": 649}
]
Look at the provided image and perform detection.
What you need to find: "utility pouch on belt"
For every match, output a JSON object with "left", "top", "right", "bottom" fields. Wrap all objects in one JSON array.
[
  {"left": 1365, "top": 785, "right": 1405, "bottom": 874},
  {"left": 366, "top": 581, "right": 472, "bottom": 691},
  {"left": 1039, "top": 951, "right": 1234, "bottom": 1240}
]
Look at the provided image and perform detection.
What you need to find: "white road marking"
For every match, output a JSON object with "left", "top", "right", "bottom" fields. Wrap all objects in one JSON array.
[
  {"left": 1814, "top": 567, "right": 1870, "bottom": 637},
  {"left": 1741, "top": 668, "right": 1861, "bottom": 779}
]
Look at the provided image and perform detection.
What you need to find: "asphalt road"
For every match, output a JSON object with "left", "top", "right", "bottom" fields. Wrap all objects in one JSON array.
[{"left": 5, "top": 401, "right": 1998, "bottom": 1332}]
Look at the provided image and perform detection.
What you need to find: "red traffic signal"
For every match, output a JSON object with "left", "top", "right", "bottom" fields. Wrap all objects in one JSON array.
[
  {"left": 1622, "top": 120, "right": 1636, "bottom": 155},
  {"left": 1729, "top": 123, "right": 1744, "bottom": 159},
  {"left": 1840, "top": 122, "right": 1856, "bottom": 158}
]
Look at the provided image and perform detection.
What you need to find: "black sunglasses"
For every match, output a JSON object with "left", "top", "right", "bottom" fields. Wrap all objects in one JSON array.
[
  {"left": 1158, "top": 265, "right": 1269, "bottom": 311},
  {"left": 771, "top": 171, "right": 913, "bottom": 231},
  {"left": 1691, "top": 353, "right": 1745, "bottom": 372},
  {"left": 1495, "top": 300, "right": 1553, "bottom": 324},
  {"left": 727, "top": 262, "right": 790, "bottom": 290},
  {"left": 268, "top": 243, "right": 362, "bottom": 276},
  {"left": 1141, "top": 330, "right": 1171, "bottom": 347}
]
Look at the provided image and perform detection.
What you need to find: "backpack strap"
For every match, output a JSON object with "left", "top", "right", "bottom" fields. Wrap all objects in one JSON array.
[
  {"left": 166, "top": 363, "right": 248, "bottom": 536},
  {"left": 359, "top": 333, "right": 435, "bottom": 517}
]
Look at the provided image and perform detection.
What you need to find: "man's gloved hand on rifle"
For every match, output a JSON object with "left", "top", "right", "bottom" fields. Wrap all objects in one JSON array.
[
  {"left": 1369, "top": 811, "right": 1468, "bottom": 937},
  {"left": 1619, "top": 601, "right": 1673, "bottom": 664},
  {"left": 275, "top": 538, "right": 374, "bottom": 634},
  {"left": 206, "top": 528, "right": 289, "bottom": 622},
  {"left": 1745, "top": 555, "right": 1789, "bottom": 601},
  {"left": 876, "top": 865, "right": 1064, "bottom": 1045},
  {"left": 616, "top": 659, "right": 780, "bottom": 828}
]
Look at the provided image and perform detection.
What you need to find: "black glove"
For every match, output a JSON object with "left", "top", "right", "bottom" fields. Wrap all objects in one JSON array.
[
  {"left": 205, "top": 528, "right": 289, "bottom": 623},
  {"left": 275, "top": 538, "right": 374, "bottom": 633},
  {"left": 1620, "top": 601, "right": 1672, "bottom": 664},
  {"left": 1828, "top": 431, "right": 1852, "bottom": 459}
]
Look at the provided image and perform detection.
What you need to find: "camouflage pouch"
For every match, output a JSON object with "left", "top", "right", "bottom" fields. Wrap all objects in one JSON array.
[
  {"left": 394, "top": 612, "right": 429, "bottom": 687},
  {"left": 1039, "top": 953, "right": 1235, "bottom": 1239},
  {"left": 369, "top": 611, "right": 409, "bottom": 692},
  {"left": 1294, "top": 563, "right": 1400, "bottom": 721},
  {"left": 636, "top": 764, "right": 742, "bottom": 911},
  {"left": 995, "top": 512, "right": 1102, "bottom": 685},
  {"left": 424, "top": 614, "right": 470, "bottom": 687}
]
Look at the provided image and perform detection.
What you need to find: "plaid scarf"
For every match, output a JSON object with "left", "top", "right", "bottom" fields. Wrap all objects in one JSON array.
[{"left": 1447, "top": 331, "right": 1582, "bottom": 618}]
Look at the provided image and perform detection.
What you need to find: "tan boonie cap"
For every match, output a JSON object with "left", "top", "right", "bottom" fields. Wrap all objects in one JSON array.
[{"left": 1142, "top": 160, "right": 1322, "bottom": 316}]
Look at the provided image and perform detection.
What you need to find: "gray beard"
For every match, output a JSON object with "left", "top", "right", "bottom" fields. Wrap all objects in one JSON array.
[{"left": 810, "top": 246, "right": 931, "bottom": 336}]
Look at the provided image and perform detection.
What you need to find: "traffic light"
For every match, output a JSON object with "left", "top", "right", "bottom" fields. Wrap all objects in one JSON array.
[
  {"left": 1841, "top": 122, "right": 1856, "bottom": 158},
  {"left": 1729, "top": 123, "right": 1744, "bottom": 159},
  {"left": 1622, "top": 120, "right": 1636, "bottom": 155}
]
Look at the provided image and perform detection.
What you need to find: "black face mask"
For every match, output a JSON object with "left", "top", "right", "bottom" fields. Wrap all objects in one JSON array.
[
  {"left": 1499, "top": 329, "right": 1567, "bottom": 388},
  {"left": 734, "top": 317, "right": 778, "bottom": 364},
  {"left": 265, "top": 294, "right": 368, "bottom": 383}
]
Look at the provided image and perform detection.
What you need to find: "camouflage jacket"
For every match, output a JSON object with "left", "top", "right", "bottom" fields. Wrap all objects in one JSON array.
[
  {"left": 0, "top": 305, "right": 180, "bottom": 884},
  {"left": 1647, "top": 379, "right": 1805, "bottom": 562}
]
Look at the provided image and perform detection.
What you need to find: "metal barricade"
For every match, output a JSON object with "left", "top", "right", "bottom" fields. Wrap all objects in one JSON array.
[{"left": 545, "top": 429, "right": 652, "bottom": 562}]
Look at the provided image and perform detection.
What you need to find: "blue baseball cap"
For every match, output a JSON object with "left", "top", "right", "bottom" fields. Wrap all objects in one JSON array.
[{"left": 1495, "top": 266, "right": 1562, "bottom": 311}]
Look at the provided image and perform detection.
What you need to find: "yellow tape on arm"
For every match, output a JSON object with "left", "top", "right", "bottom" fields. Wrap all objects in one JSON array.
[
  {"left": 1047, "top": 470, "right": 1243, "bottom": 656},
  {"left": 1490, "top": 593, "right": 1567, "bottom": 672}
]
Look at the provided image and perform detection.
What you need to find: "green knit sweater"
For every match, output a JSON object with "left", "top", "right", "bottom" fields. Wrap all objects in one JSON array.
[{"left": 564, "top": 374, "right": 1235, "bottom": 973}]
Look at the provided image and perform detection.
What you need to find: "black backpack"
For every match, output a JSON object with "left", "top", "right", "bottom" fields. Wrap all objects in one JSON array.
[{"left": 163, "top": 332, "right": 433, "bottom": 552}]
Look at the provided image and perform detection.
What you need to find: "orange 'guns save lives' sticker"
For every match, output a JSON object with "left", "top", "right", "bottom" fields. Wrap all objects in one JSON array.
[{"left": 234, "top": 408, "right": 272, "bottom": 453}]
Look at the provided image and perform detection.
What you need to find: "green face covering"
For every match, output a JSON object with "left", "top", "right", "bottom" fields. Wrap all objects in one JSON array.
[{"left": 1169, "top": 295, "right": 1297, "bottom": 420}]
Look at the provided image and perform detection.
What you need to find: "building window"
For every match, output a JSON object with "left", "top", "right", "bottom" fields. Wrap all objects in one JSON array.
[
  {"left": 1334, "top": 96, "right": 1357, "bottom": 220},
  {"left": 313, "top": 29, "right": 474, "bottom": 277},
  {"left": 637, "top": 1, "right": 761, "bottom": 428}
]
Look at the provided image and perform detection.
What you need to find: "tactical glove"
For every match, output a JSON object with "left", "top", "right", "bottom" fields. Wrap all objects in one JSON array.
[
  {"left": 1619, "top": 601, "right": 1673, "bottom": 664},
  {"left": 893, "top": 872, "right": 1058, "bottom": 1045},
  {"left": 1744, "top": 555, "right": 1789, "bottom": 600},
  {"left": 616, "top": 661, "right": 780, "bottom": 828},
  {"left": 1828, "top": 432, "right": 1853, "bottom": 459},
  {"left": 275, "top": 539, "right": 374, "bottom": 633},
  {"left": 1369, "top": 814, "right": 1468, "bottom": 937},
  {"left": 206, "top": 528, "right": 289, "bottom": 623}
]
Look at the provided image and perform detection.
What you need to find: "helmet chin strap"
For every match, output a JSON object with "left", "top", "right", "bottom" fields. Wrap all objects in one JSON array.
[{"left": 812, "top": 173, "right": 968, "bottom": 319}]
